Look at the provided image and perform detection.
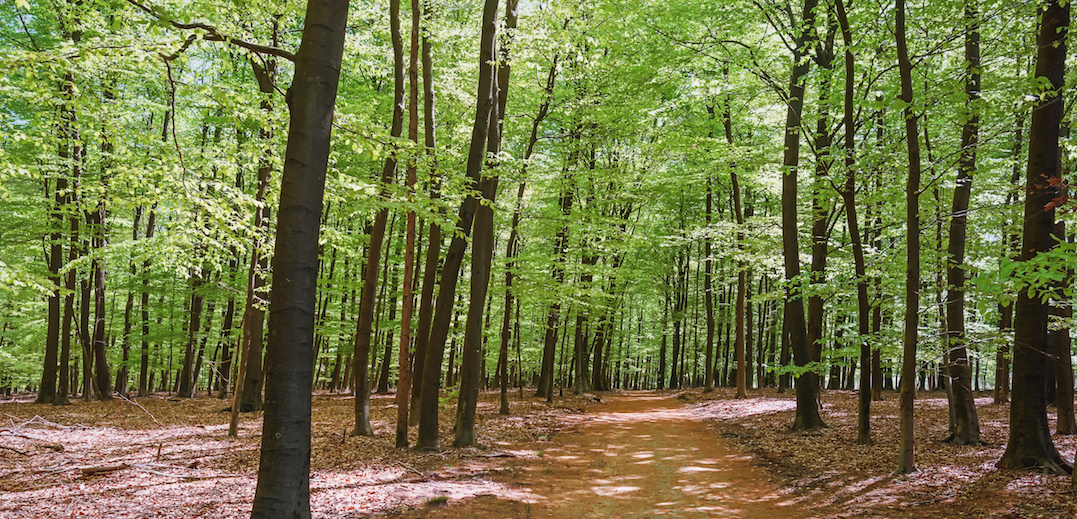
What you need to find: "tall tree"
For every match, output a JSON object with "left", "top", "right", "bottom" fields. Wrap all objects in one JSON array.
[
  {"left": 781, "top": 0, "right": 825, "bottom": 430},
  {"left": 395, "top": 0, "right": 422, "bottom": 449},
  {"left": 703, "top": 176, "right": 716, "bottom": 393},
  {"left": 997, "top": 0, "right": 1070, "bottom": 475},
  {"left": 733, "top": 166, "right": 747, "bottom": 399},
  {"left": 416, "top": 0, "right": 501, "bottom": 451},
  {"left": 1053, "top": 221, "right": 1074, "bottom": 435},
  {"left": 352, "top": 0, "right": 407, "bottom": 437},
  {"left": 833, "top": 0, "right": 870, "bottom": 445},
  {"left": 249, "top": 0, "right": 349, "bottom": 515},
  {"left": 496, "top": 1, "right": 545, "bottom": 415},
  {"left": 408, "top": 4, "right": 442, "bottom": 426},
  {"left": 942, "top": 0, "right": 982, "bottom": 446},
  {"left": 455, "top": 0, "right": 514, "bottom": 447},
  {"left": 895, "top": 0, "right": 923, "bottom": 475}
]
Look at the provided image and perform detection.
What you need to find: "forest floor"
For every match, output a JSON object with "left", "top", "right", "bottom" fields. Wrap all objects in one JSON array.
[{"left": 1, "top": 387, "right": 1076, "bottom": 518}]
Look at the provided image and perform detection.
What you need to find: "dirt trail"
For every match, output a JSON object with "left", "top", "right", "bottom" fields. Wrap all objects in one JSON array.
[{"left": 429, "top": 391, "right": 803, "bottom": 518}]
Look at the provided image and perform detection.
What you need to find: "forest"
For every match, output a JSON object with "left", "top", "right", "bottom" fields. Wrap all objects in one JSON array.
[{"left": 1, "top": 0, "right": 1076, "bottom": 516}]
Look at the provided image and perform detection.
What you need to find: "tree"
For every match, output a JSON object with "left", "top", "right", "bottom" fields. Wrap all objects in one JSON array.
[
  {"left": 249, "top": 0, "right": 349, "bottom": 517},
  {"left": 408, "top": 4, "right": 442, "bottom": 427},
  {"left": 941, "top": 0, "right": 982, "bottom": 447},
  {"left": 394, "top": 0, "right": 422, "bottom": 449},
  {"left": 416, "top": 0, "right": 501, "bottom": 451},
  {"left": 894, "top": 0, "right": 923, "bottom": 475},
  {"left": 833, "top": 0, "right": 871, "bottom": 445},
  {"left": 996, "top": 0, "right": 1070, "bottom": 476},
  {"left": 781, "top": 0, "right": 825, "bottom": 431}
]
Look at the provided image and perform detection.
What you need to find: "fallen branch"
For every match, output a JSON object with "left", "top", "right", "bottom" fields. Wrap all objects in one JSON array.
[
  {"left": 2, "top": 414, "right": 85, "bottom": 430},
  {"left": 80, "top": 464, "right": 131, "bottom": 476},
  {"left": 116, "top": 393, "right": 162, "bottom": 427},
  {"left": 0, "top": 444, "right": 29, "bottom": 456},
  {"left": 0, "top": 430, "right": 42, "bottom": 441}
]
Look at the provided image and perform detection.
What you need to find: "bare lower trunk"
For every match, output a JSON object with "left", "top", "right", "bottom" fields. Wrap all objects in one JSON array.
[{"left": 998, "top": 0, "right": 1070, "bottom": 476}]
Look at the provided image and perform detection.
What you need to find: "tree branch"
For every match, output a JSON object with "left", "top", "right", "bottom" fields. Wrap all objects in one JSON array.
[{"left": 125, "top": 0, "right": 296, "bottom": 62}]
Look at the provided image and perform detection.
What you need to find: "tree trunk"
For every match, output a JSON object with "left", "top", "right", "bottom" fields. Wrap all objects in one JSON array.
[
  {"left": 1053, "top": 222, "right": 1074, "bottom": 435},
  {"left": 395, "top": 0, "right": 422, "bottom": 448},
  {"left": 456, "top": 0, "right": 514, "bottom": 445},
  {"left": 781, "top": 0, "right": 825, "bottom": 431},
  {"left": 238, "top": 53, "right": 279, "bottom": 414},
  {"left": 248, "top": 0, "right": 348, "bottom": 516},
  {"left": 498, "top": 46, "right": 556, "bottom": 407},
  {"left": 996, "top": 0, "right": 1070, "bottom": 476},
  {"left": 352, "top": 0, "right": 406, "bottom": 437},
  {"left": 138, "top": 205, "right": 157, "bottom": 397},
  {"left": 408, "top": 0, "right": 442, "bottom": 427},
  {"left": 88, "top": 200, "right": 111, "bottom": 401},
  {"left": 703, "top": 177, "right": 716, "bottom": 392},
  {"left": 537, "top": 162, "right": 574, "bottom": 400},
  {"left": 942, "top": 0, "right": 983, "bottom": 446},
  {"left": 178, "top": 275, "right": 204, "bottom": 398},
  {"left": 895, "top": 0, "right": 922, "bottom": 474},
  {"left": 996, "top": 110, "right": 1025, "bottom": 405},
  {"left": 416, "top": 0, "right": 501, "bottom": 451},
  {"left": 834, "top": 0, "right": 870, "bottom": 445},
  {"left": 807, "top": 29, "right": 835, "bottom": 396}
]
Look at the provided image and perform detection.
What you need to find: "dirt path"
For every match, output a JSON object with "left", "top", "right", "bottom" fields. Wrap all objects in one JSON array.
[{"left": 428, "top": 391, "right": 802, "bottom": 518}]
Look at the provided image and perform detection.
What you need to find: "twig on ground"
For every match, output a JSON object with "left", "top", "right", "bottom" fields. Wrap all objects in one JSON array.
[
  {"left": 80, "top": 464, "right": 131, "bottom": 476},
  {"left": 2, "top": 414, "right": 84, "bottom": 430},
  {"left": 1, "top": 430, "right": 42, "bottom": 441},
  {"left": 116, "top": 393, "right": 163, "bottom": 427},
  {"left": 0, "top": 444, "right": 29, "bottom": 455}
]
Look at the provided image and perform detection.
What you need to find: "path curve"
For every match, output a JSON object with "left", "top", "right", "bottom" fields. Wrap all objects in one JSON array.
[{"left": 429, "top": 391, "right": 803, "bottom": 518}]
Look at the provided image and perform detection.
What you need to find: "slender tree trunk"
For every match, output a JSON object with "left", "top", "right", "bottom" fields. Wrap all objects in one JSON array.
[
  {"left": 138, "top": 205, "right": 157, "bottom": 397},
  {"left": 394, "top": 0, "right": 423, "bottom": 449},
  {"left": 416, "top": 0, "right": 501, "bottom": 450},
  {"left": 942, "top": 0, "right": 983, "bottom": 446},
  {"left": 895, "top": 0, "right": 922, "bottom": 474},
  {"left": 408, "top": 0, "right": 441, "bottom": 427},
  {"left": 807, "top": 29, "right": 836, "bottom": 396},
  {"left": 537, "top": 163, "right": 574, "bottom": 399},
  {"left": 456, "top": 0, "right": 515, "bottom": 445},
  {"left": 352, "top": 0, "right": 407, "bottom": 437},
  {"left": 834, "top": 0, "right": 870, "bottom": 444},
  {"left": 498, "top": 45, "right": 556, "bottom": 409},
  {"left": 237, "top": 51, "right": 279, "bottom": 414},
  {"left": 996, "top": 110, "right": 1024, "bottom": 405},
  {"left": 178, "top": 275, "right": 204, "bottom": 398},
  {"left": 782, "top": 0, "right": 825, "bottom": 431},
  {"left": 89, "top": 200, "right": 110, "bottom": 401},
  {"left": 1053, "top": 222, "right": 1075, "bottom": 435},
  {"left": 703, "top": 177, "right": 716, "bottom": 392},
  {"left": 216, "top": 254, "right": 238, "bottom": 398},
  {"left": 732, "top": 171, "right": 747, "bottom": 398}
]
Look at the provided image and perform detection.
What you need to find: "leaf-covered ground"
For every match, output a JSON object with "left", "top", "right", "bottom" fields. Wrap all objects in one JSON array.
[
  {"left": 691, "top": 387, "right": 1077, "bottom": 518},
  {"left": 1, "top": 387, "right": 1075, "bottom": 517},
  {"left": 0, "top": 390, "right": 578, "bottom": 518}
]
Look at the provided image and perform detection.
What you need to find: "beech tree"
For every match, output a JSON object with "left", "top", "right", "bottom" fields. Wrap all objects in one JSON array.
[
  {"left": 996, "top": 0, "right": 1070, "bottom": 476},
  {"left": 249, "top": 0, "right": 349, "bottom": 517},
  {"left": 3, "top": 1, "right": 1077, "bottom": 502}
]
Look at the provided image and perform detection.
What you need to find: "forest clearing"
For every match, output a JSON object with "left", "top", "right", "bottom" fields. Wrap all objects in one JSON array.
[{"left": 3, "top": 388, "right": 1076, "bottom": 518}]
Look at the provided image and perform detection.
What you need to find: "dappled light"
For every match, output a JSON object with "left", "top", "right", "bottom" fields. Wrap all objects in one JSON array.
[{"left": 421, "top": 390, "right": 806, "bottom": 518}]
